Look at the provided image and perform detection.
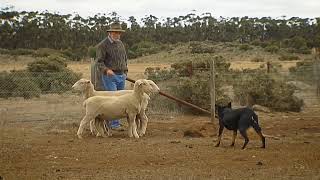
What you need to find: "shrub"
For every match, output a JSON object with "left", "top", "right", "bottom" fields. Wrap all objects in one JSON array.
[
  {"left": 144, "top": 67, "right": 175, "bottom": 82},
  {"left": 283, "top": 37, "right": 310, "bottom": 54},
  {"left": 0, "top": 71, "right": 41, "bottom": 99},
  {"left": 289, "top": 60, "right": 314, "bottom": 84},
  {"left": 145, "top": 55, "right": 231, "bottom": 114},
  {"left": 251, "top": 56, "right": 265, "bottom": 62},
  {"left": 233, "top": 70, "right": 304, "bottom": 112},
  {"left": 27, "top": 57, "right": 67, "bottom": 73},
  {"left": 87, "top": 46, "right": 97, "bottom": 59},
  {"left": 265, "top": 45, "right": 279, "bottom": 53},
  {"left": 189, "top": 42, "right": 215, "bottom": 54},
  {"left": 33, "top": 48, "right": 58, "bottom": 57},
  {"left": 10, "top": 48, "right": 34, "bottom": 56},
  {"left": 284, "top": 36, "right": 307, "bottom": 49},
  {"left": 128, "top": 41, "right": 166, "bottom": 58},
  {"left": 278, "top": 54, "right": 300, "bottom": 61},
  {"left": 251, "top": 40, "right": 269, "bottom": 48},
  {"left": 27, "top": 58, "right": 81, "bottom": 93},
  {"left": 0, "top": 48, "right": 35, "bottom": 56},
  {"left": 0, "top": 48, "right": 10, "bottom": 54},
  {"left": 239, "top": 44, "right": 253, "bottom": 51}
]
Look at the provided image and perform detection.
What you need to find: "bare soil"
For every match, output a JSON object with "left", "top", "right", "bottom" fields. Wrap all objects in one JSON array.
[{"left": 0, "top": 94, "right": 320, "bottom": 179}]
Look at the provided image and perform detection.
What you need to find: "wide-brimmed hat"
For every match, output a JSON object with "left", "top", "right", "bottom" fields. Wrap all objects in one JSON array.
[{"left": 107, "top": 22, "right": 125, "bottom": 32}]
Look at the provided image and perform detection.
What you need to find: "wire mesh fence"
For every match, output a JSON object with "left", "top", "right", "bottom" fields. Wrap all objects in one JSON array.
[{"left": 0, "top": 59, "right": 320, "bottom": 126}]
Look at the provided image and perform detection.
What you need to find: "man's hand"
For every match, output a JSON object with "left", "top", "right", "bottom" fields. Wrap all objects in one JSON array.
[{"left": 105, "top": 69, "right": 115, "bottom": 76}]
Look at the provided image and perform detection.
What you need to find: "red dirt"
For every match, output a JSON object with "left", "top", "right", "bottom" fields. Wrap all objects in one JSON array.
[{"left": 1, "top": 109, "right": 320, "bottom": 179}]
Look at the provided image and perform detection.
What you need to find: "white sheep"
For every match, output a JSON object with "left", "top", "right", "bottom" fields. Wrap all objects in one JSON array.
[
  {"left": 77, "top": 79, "right": 156, "bottom": 139},
  {"left": 72, "top": 78, "right": 159, "bottom": 137}
]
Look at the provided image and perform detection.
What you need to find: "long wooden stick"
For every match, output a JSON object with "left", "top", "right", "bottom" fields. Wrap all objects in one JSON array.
[{"left": 126, "top": 77, "right": 211, "bottom": 115}]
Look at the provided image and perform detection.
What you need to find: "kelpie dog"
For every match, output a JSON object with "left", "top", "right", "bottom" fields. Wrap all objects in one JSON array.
[{"left": 215, "top": 102, "right": 266, "bottom": 149}]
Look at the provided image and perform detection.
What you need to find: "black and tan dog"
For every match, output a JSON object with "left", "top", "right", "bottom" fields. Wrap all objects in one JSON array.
[{"left": 215, "top": 102, "right": 266, "bottom": 149}]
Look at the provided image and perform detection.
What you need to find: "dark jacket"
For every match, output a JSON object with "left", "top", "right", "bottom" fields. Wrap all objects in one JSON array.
[{"left": 92, "top": 37, "right": 128, "bottom": 90}]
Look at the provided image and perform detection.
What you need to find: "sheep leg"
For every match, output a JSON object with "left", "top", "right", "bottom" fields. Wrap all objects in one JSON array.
[
  {"left": 95, "top": 119, "right": 108, "bottom": 138},
  {"left": 128, "top": 114, "right": 139, "bottom": 138},
  {"left": 139, "top": 111, "right": 148, "bottom": 136},
  {"left": 77, "top": 115, "right": 92, "bottom": 139},
  {"left": 135, "top": 115, "right": 141, "bottom": 132},
  {"left": 89, "top": 120, "right": 96, "bottom": 135},
  {"left": 103, "top": 120, "right": 112, "bottom": 137}
]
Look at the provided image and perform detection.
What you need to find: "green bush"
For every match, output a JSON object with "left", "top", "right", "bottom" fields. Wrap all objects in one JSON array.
[
  {"left": 0, "top": 48, "right": 10, "bottom": 54},
  {"left": 11, "top": 48, "right": 35, "bottom": 56},
  {"left": 189, "top": 42, "right": 215, "bottom": 54},
  {"left": 27, "top": 57, "right": 67, "bottom": 73},
  {"left": 128, "top": 41, "right": 166, "bottom": 58},
  {"left": 60, "top": 48, "right": 85, "bottom": 61},
  {"left": 239, "top": 44, "right": 253, "bottom": 51},
  {"left": 145, "top": 56, "right": 231, "bottom": 114},
  {"left": 251, "top": 56, "right": 265, "bottom": 62},
  {"left": 87, "top": 46, "right": 97, "bottom": 59},
  {"left": 289, "top": 60, "right": 314, "bottom": 84},
  {"left": 278, "top": 54, "right": 300, "bottom": 61},
  {"left": 294, "top": 46, "right": 311, "bottom": 54},
  {"left": 33, "top": 48, "right": 58, "bottom": 57},
  {"left": 0, "top": 48, "right": 35, "bottom": 56},
  {"left": 283, "top": 36, "right": 307, "bottom": 49},
  {"left": 144, "top": 67, "right": 175, "bottom": 82},
  {"left": 0, "top": 71, "right": 41, "bottom": 99},
  {"left": 265, "top": 45, "right": 279, "bottom": 53},
  {"left": 0, "top": 57, "right": 81, "bottom": 99},
  {"left": 233, "top": 70, "right": 304, "bottom": 112},
  {"left": 27, "top": 58, "right": 81, "bottom": 93},
  {"left": 283, "top": 37, "right": 310, "bottom": 54},
  {"left": 251, "top": 40, "right": 269, "bottom": 48}
]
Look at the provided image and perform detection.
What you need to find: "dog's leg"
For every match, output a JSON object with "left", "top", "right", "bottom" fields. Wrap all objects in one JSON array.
[
  {"left": 253, "top": 127, "right": 266, "bottom": 148},
  {"left": 215, "top": 125, "right": 224, "bottom": 147},
  {"left": 239, "top": 129, "right": 249, "bottom": 149},
  {"left": 257, "top": 131, "right": 266, "bottom": 148},
  {"left": 230, "top": 130, "right": 237, "bottom": 147},
  {"left": 251, "top": 117, "right": 266, "bottom": 148}
]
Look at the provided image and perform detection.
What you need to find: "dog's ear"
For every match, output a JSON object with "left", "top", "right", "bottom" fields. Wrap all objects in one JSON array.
[{"left": 227, "top": 102, "right": 232, "bottom": 108}]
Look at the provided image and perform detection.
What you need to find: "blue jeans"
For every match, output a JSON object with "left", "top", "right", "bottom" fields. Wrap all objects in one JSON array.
[{"left": 102, "top": 73, "right": 126, "bottom": 128}]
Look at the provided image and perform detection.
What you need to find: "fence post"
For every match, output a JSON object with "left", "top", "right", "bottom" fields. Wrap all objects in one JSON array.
[
  {"left": 267, "top": 61, "right": 271, "bottom": 73},
  {"left": 210, "top": 59, "right": 215, "bottom": 123},
  {"left": 312, "top": 47, "right": 320, "bottom": 96}
]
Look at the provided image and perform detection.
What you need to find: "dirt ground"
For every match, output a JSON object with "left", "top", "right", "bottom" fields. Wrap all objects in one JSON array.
[{"left": 0, "top": 93, "right": 320, "bottom": 180}]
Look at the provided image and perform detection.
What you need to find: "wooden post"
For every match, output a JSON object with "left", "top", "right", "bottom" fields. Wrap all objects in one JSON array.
[
  {"left": 267, "top": 61, "right": 271, "bottom": 73},
  {"left": 312, "top": 47, "right": 320, "bottom": 96},
  {"left": 210, "top": 59, "right": 215, "bottom": 123}
]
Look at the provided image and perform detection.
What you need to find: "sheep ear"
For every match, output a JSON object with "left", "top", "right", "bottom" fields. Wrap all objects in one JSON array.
[
  {"left": 136, "top": 80, "right": 143, "bottom": 86},
  {"left": 86, "top": 80, "right": 91, "bottom": 83}
]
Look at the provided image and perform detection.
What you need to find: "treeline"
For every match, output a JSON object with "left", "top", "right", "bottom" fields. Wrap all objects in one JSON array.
[{"left": 1, "top": 8, "right": 320, "bottom": 59}]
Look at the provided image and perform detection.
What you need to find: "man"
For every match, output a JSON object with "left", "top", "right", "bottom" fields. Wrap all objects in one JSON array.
[{"left": 94, "top": 22, "right": 128, "bottom": 129}]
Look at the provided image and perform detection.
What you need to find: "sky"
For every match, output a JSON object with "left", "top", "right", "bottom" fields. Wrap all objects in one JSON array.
[{"left": 1, "top": 0, "right": 320, "bottom": 21}]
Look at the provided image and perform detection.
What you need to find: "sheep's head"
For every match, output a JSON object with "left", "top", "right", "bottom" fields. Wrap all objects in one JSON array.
[
  {"left": 134, "top": 79, "right": 154, "bottom": 94},
  {"left": 72, "top": 78, "right": 92, "bottom": 91},
  {"left": 146, "top": 80, "right": 160, "bottom": 93}
]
